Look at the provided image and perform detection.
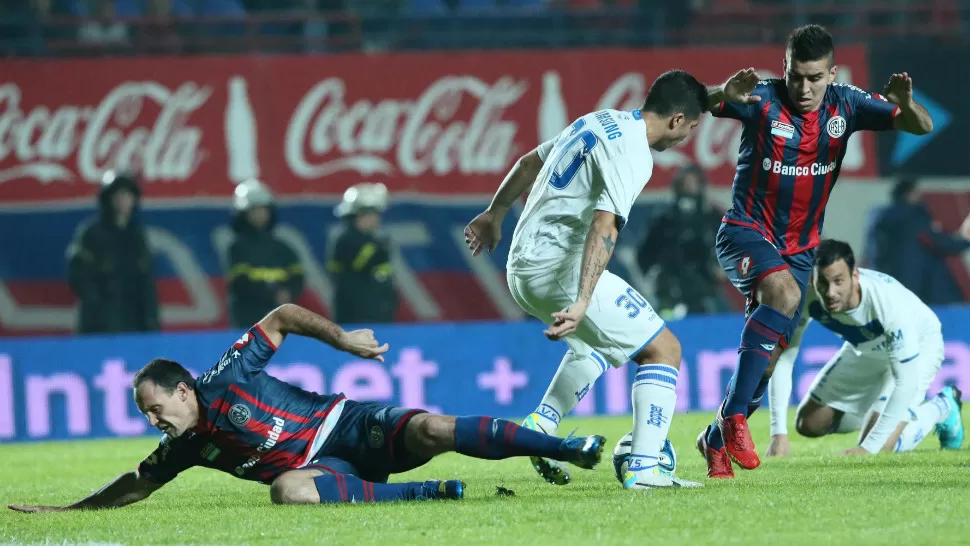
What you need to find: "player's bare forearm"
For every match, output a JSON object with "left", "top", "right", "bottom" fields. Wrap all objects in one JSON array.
[
  {"left": 485, "top": 148, "right": 543, "bottom": 217},
  {"left": 55, "top": 471, "right": 156, "bottom": 511},
  {"left": 261, "top": 303, "right": 344, "bottom": 349},
  {"left": 576, "top": 211, "right": 619, "bottom": 306},
  {"left": 705, "top": 84, "right": 726, "bottom": 112},
  {"left": 894, "top": 100, "right": 934, "bottom": 135}
]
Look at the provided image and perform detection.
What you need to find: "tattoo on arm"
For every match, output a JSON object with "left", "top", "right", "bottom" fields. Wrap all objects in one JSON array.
[{"left": 577, "top": 226, "right": 617, "bottom": 305}]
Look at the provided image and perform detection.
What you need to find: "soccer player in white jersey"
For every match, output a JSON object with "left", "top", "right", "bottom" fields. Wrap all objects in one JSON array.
[
  {"left": 762, "top": 239, "right": 964, "bottom": 457},
  {"left": 463, "top": 68, "right": 762, "bottom": 489}
]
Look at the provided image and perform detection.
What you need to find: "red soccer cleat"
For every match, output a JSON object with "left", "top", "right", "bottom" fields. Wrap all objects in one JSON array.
[
  {"left": 698, "top": 426, "right": 734, "bottom": 478},
  {"left": 718, "top": 412, "right": 760, "bottom": 470}
]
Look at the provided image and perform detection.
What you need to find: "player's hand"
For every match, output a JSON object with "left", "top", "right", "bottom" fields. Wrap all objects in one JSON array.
[
  {"left": 8, "top": 504, "right": 68, "bottom": 513},
  {"left": 544, "top": 302, "right": 589, "bottom": 341},
  {"left": 464, "top": 210, "right": 503, "bottom": 257},
  {"left": 841, "top": 447, "right": 871, "bottom": 456},
  {"left": 882, "top": 72, "right": 914, "bottom": 106},
  {"left": 722, "top": 68, "right": 762, "bottom": 105},
  {"left": 336, "top": 329, "right": 390, "bottom": 362}
]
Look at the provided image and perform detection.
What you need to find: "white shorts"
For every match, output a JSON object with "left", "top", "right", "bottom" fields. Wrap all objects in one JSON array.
[
  {"left": 805, "top": 332, "right": 944, "bottom": 417},
  {"left": 507, "top": 265, "right": 665, "bottom": 368}
]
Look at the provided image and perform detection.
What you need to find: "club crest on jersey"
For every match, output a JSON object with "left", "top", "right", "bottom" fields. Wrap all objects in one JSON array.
[
  {"left": 739, "top": 255, "right": 753, "bottom": 278},
  {"left": 228, "top": 404, "right": 251, "bottom": 426},
  {"left": 368, "top": 425, "right": 385, "bottom": 448},
  {"left": 770, "top": 120, "right": 795, "bottom": 139},
  {"left": 827, "top": 116, "right": 847, "bottom": 138}
]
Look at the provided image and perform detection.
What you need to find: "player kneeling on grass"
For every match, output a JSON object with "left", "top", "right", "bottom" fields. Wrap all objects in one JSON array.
[
  {"left": 764, "top": 240, "right": 964, "bottom": 457},
  {"left": 8, "top": 304, "right": 605, "bottom": 513}
]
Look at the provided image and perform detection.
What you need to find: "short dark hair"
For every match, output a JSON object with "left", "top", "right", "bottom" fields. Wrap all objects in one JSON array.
[
  {"left": 133, "top": 358, "right": 195, "bottom": 392},
  {"left": 787, "top": 24, "right": 834, "bottom": 64},
  {"left": 641, "top": 70, "right": 709, "bottom": 120},
  {"left": 891, "top": 177, "right": 918, "bottom": 203},
  {"left": 814, "top": 239, "right": 855, "bottom": 271}
]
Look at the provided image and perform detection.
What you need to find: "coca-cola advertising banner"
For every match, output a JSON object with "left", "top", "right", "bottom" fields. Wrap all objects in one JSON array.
[{"left": 0, "top": 46, "right": 879, "bottom": 202}]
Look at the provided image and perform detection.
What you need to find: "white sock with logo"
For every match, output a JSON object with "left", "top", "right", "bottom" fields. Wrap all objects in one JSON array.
[
  {"left": 628, "top": 364, "right": 678, "bottom": 474},
  {"left": 896, "top": 396, "right": 951, "bottom": 452},
  {"left": 529, "top": 350, "right": 608, "bottom": 435}
]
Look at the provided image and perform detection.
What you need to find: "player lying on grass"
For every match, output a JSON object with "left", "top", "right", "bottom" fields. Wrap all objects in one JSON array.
[
  {"left": 759, "top": 240, "right": 964, "bottom": 457},
  {"left": 8, "top": 304, "right": 605, "bottom": 512}
]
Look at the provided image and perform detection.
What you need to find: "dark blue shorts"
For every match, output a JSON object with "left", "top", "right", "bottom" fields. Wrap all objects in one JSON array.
[
  {"left": 304, "top": 401, "right": 430, "bottom": 484},
  {"left": 715, "top": 222, "right": 814, "bottom": 344}
]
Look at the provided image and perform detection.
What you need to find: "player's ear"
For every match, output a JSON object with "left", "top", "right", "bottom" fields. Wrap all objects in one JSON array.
[
  {"left": 669, "top": 113, "right": 685, "bottom": 130},
  {"left": 829, "top": 64, "right": 838, "bottom": 82}
]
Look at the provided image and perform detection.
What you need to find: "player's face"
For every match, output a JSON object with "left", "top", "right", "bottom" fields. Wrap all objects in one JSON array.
[
  {"left": 653, "top": 114, "right": 699, "bottom": 151},
  {"left": 135, "top": 381, "right": 196, "bottom": 438},
  {"left": 784, "top": 55, "right": 836, "bottom": 113},
  {"left": 812, "top": 259, "right": 859, "bottom": 313}
]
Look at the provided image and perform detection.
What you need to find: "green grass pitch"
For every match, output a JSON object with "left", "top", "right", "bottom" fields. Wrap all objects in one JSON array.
[{"left": 2, "top": 409, "right": 968, "bottom": 546}]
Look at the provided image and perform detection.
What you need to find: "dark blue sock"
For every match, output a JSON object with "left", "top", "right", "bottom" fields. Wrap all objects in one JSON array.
[
  {"left": 454, "top": 416, "right": 563, "bottom": 460},
  {"left": 313, "top": 473, "right": 443, "bottom": 503},
  {"left": 747, "top": 375, "right": 771, "bottom": 418},
  {"left": 708, "top": 305, "right": 790, "bottom": 449}
]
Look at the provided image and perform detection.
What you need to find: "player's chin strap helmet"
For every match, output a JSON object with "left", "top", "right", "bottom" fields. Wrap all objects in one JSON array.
[
  {"left": 334, "top": 182, "right": 389, "bottom": 219},
  {"left": 232, "top": 178, "right": 277, "bottom": 232}
]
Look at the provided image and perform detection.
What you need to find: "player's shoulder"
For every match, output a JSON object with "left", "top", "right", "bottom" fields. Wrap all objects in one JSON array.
[
  {"left": 753, "top": 78, "right": 785, "bottom": 98},
  {"left": 826, "top": 82, "right": 887, "bottom": 104}
]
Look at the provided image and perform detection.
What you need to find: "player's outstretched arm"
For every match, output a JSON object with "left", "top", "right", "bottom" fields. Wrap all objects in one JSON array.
[
  {"left": 705, "top": 68, "right": 762, "bottom": 112},
  {"left": 464, "top": 147, "right": 545, "bottom": 256},
  {"left": 544, "top": 210, "right": 618, "bottom": 341},
  {"left": 884, "top": 73, "right": 934, "bottom": 135},
  {"left": 8, "top": 471, "right": 161, "bottom": 513},
  {"left": 258, "top": 303, "right": 389, "bottom": 362}
]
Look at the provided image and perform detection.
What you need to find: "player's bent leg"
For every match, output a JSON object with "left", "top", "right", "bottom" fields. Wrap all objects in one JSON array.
[
  {"left": 270, "top": 468, "right": 463, "bottom": 505},
  {"left": 407, "top": 413, "right": 605, "bottom": 469},
  {"left": 794, "top": 400, "right": 842, "bottom": 438}
]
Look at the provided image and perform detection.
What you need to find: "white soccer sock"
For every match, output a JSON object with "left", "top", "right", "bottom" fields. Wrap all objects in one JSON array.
[
  {"left": 628, "top": 364, "right": 678, "bottom": 473},
  {"left": 895, "top": 396, "right": 952, "bottom": 452},
  {"left": 530, "top": 350, "right": 608, "bottom": 435}
]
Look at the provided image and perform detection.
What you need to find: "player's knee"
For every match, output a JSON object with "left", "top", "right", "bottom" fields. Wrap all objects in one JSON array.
[
  {"left": 632, "top": 327, "right": 681, "bottom": 369},
  {"left": 758, "top": 271, "right": 802, "bottom": 317},
  {"left": 270, "top": 471, "right": 316, "bottom": 505},
  {"left": 794, "top": 410, "right": 828, "bottom": 438},
  {"left": 409, "top": 414, "right": 454, "bottom": 454}
]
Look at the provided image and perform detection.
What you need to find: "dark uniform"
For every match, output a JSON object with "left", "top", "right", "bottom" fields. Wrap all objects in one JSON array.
[
  {"left": 137, "top": 325, "right": 430, "bottom": 486},
  {"left": 227, "top": 212, "right": 304, "bottom": 329},
  {"left": 66, "top": 174, "right": 159, "bottom": 334},
  {"left": 327, "top": 226, "right": 396, "bottom": 324},
  {"left": 712, "top": 80, "right": 898, "bottom": 343}
]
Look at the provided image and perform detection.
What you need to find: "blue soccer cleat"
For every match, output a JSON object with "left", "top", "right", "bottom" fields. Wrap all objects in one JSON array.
[
  {"left": 935, "top": 386, "right": 964, "bottom": 450},
  {"left": 422, "top": 479, "right": 465, "bottom": 500},
  {"left": 561, "top": 433, "right": 606, "bottom": 470}
]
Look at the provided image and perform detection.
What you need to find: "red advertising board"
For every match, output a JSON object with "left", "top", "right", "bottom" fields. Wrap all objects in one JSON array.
[{"left": 0, "top": 46, "right": 878, "bottom": 202}]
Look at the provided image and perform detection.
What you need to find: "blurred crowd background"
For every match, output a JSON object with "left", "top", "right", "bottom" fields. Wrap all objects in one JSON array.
[{"left": 1, "top": 0, "right": 969, "bottom": 337}]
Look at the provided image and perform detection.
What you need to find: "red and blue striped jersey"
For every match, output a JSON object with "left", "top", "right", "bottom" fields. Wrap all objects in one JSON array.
[
  {"left": 715, "top": 79, "right": 899, "bottom": 255},
  {"left": 138, "top": 325, "right": 346, "bottom": 485}
]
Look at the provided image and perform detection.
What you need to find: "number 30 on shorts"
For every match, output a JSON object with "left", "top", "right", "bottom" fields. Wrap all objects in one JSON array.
[
  {"left": 549, "top": 118, "right": 598, "bottom": 190},
  {"left": 615, "top": 287, "right": 649, "bottom": 318}
]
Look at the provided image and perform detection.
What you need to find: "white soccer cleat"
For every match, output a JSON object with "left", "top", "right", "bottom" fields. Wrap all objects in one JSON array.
[
  {"left": 522, "top": 413, "right": 572, "bottom": 485},
  {"left": 622, "top": 466, "right": 704, "bottom": 490}
]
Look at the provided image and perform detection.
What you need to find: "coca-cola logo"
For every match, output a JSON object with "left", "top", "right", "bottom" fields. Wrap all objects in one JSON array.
[
  {"left": 285, "top": 76, "right": 526, "bottom": 181},
  {"left": 0, "top": 81, "right": 211, "bottom": 186}
]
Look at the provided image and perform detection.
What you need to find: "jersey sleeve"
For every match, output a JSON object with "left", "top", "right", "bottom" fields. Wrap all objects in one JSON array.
[
  {"left": 198, "top": 325, "right": 278, "bottom": 388},
  {"left": 712, "top": 81, "right": 771, "bottom": 123},
  {"left": 592, "top": 152, "right": 643, "bottom": 230},
  {"left": 844, "top": 85, "right": 899, "bottom": 132},
  {"left": 536, "top": 137, "right": 557, "bottom": 162},
  {"left": 136, "top": 434, "right": 202, "bottom": 485}
]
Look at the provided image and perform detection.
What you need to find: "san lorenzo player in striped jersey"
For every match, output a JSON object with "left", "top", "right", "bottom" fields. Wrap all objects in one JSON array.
[
  {"left": 8, "top": 304, "right": 605, "bottom": 512},
  {"left": 698, "top": 24, "right": 935, "bottom": 478}
]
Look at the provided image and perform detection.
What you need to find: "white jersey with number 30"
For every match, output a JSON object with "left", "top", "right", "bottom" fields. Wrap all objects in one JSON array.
[{"left": 507, "top": 109, "right": 653, "bottom": 272}]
